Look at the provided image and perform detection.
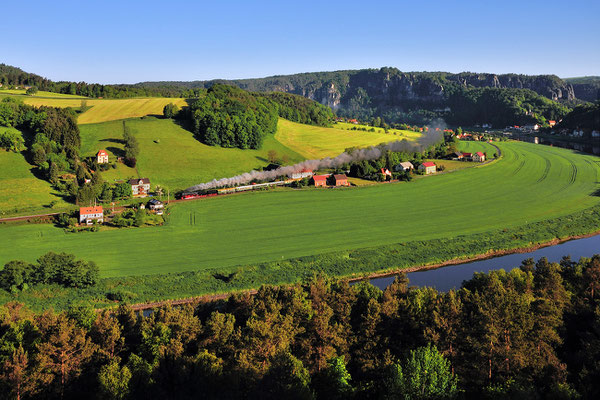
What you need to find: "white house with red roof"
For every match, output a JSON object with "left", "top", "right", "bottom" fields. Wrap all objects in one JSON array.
[
  {"left": 97, "top": 150, "right": 109, "bottom": 164},
  {"left": 79, "top": 206, "right": 104, "bottom": 225},
  {"left": 419, "top": 162, "right": 436, "bottom": 174},
  {"left": 472, "top": 152, "right": 486, "bottom": 162},
  {"left": 129, "top": 178, "right": 151, "bottom": 197}
]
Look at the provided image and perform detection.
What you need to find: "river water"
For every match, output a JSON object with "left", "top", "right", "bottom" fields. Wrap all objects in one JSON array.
[{"left": 367, "top": 235, "right": 600, "bottom": 292}]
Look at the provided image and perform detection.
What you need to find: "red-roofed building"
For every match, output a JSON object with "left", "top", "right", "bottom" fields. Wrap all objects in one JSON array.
[
  {"left": 333, "top": 174, "right": 349, "bottom": 186},
  {"left": 312, "top": 175, "right": 329, "bottom": 187},
  {"left": 473, "top": 152, "right": 486, "bottom": 162},
  {"left": 381, "top": 168, "right": 392, "bottom": 177},
  {"left": 97, "top": 149, "right": 109, "bottom": 164},
  {"left": 79, "top": 206, "right": 104, "bottom": 225},
  {"left": 419, "top": 162, "right": 436, "bottom": 175},
  {"left": 548, "top": 120, "right": 557, "bottom": 127},
  {"left": 348, "top": 119, "right": 359, "bottom": 124},
  {"left": 462, "top": 152, "right": 472, "bottom": 160}
]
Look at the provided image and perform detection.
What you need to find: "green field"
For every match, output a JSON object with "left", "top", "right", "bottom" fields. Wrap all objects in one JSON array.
[
  {"left": 79, "top": 117, "right": 419, "bottom": 191},
  {"left": 2, "top": 141, "right": 599, "bottom": 278},
  {"left": 0, "top": 128, "right": 71, "bottom": 216},
  {"left": 275, "top": 119, "right": 418, "bottom": 159}
]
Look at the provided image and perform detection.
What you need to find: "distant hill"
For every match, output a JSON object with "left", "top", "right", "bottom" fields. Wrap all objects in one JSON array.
[
  {"left": 135, "top": 68, "right": 576, "bottom": 125},
  {"left": 564, "top": 76, "right": 600, "bottom": 102}
]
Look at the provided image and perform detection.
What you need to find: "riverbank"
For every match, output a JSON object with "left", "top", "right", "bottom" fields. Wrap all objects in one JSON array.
[
  {"left": 3, "top": 196, "right": 600, "bottom": 312},
  {"left": 122, "top": 228, "right": 600, "bottom": 311}
]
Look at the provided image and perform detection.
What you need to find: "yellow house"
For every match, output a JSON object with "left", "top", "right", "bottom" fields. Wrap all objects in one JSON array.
[{"left": 419, "top": 162, "right": 436, "bottom": 174}]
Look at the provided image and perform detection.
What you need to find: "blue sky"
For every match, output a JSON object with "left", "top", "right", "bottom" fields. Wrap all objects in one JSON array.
[{"left": 4, "top": 0, "right": 599, "bottom": 84}]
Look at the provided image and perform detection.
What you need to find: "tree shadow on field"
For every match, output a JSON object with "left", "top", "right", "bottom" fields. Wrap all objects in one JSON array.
[
  {"left": 106, "top": 146, "right": 125, "bottom": 158},
  {"left": 99, "top": 138, "right": 125, "bottom": 145}
]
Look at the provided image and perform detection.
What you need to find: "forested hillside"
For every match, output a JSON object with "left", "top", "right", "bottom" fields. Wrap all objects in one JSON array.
[
  {"left": 184, "top": 84, "right": 333, "bottom": 149},
  {"left": 137, "top": 68, "right": 579, "bottom": 126},
  {"left": 1, "top": 256, "right": 600, "bottom": 399},
  {"left": 556, "top": 101, "right": 600, "bottom": 130}
]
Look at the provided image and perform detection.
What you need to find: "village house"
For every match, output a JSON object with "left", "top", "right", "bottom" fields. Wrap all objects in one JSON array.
[
  {"left": 548, "top": 120, "right": 557, "bottom": 127},
  {"left": 419, "top": 162, "right": 436, "bottom": 175},
  {"left": 129, "top": 178, "right": 151, "bottom": 197},
  {"left": 312, "top": 175, "right": 328, "bottom": 187},
  {"left": 380, "top": 168, "right": 392, "bottom": 178},
  {"left": 347, "top": 119, "right": 359, "bottom": 124},
  {"left": 333, "top": 174, "right": 349, "bottom": 186},
  {"left": 290, "top": 169, "right": 313, "bottom": 180},
  {"left": 148, "top": 198, "right": 164, "bottom": 215},
  {"left": 472, "top": 152, "right": 486, "bottom": 162},
  {"left": 79, "top": 206, "right": 104, "bottom": 225},
  {"left": 97, "top": 149, "right": 109, "bottom": 164},
  {"left": 394, "top": 161, "right": 414, "bottom": 172},
  {"left": 462, "top": 152, "right": 472, "bottom": 161},
  {"left": 452, "top": 152, "right": 464, "bottom": 160}
]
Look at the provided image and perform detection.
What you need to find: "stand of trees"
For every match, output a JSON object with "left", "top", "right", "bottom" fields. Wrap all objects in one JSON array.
[
  {"left": 0, "top": 252, "right": 98, "bottom": 292},
  {"left": 0, "top": 255, "right": 599, "bottom": 399},
  {"left": 0, "top": 97, "right": 81, "bottom": 181},
  {"left": 186, "top": 84, "right": 278, "bottom": 149}
]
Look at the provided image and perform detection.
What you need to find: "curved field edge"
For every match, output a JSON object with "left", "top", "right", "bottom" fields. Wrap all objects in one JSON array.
[{"left": 3, "top": 203, "right": 600, "bottom": 311}]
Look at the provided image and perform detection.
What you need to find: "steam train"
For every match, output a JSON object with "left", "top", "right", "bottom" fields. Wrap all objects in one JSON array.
[{"left": 178, "top": 179, "right": 296, "bottom": 200}]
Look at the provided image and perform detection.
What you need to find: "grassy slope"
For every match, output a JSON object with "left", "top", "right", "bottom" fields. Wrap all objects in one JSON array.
[
  {"left": 0, "top": 127, "right": 71, "bottom": 216},
  {"left": 1, "top": 141, "right": 598, "bottom": 278},
  {"left": 80, "top": 117, "right": 418, "bottom": 191},
  {"left": 275, "top": 119, "right": 417, "bottom": 159},
  {"left": 0, "top": 89, "right": 88, "bottom": 98},
  {"left": 0, "top": 92, "right": 187, "bottom": 124}
]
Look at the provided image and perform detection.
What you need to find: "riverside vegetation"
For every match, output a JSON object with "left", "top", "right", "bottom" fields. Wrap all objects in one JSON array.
[{"left": 0, "top": 255, "right": 599, "bottom": 399}]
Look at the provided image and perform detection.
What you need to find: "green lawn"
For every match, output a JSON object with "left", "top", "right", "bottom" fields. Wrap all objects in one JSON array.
[
  {"left": 1, "top": 141, "right": 599, "bottom": 278},
  {"left": 0, "top": 128, "right": 71, "bottom": 216},
  {"left": 334, "top": 121, "right": 421, "bottom": 140},
  {"left": 0, "top": 89, "right": 88, "bottom": 98}
]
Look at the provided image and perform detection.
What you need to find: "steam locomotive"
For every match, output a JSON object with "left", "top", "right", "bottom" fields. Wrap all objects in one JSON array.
[{"left": 178, "top": 179, "right": 295, "bottom": 200}]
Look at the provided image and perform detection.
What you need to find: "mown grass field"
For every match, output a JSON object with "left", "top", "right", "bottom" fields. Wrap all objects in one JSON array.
[
  {"left": 275, "top": 119, "right": 417, "bottom": 159},
  {"left": 0, "top": 89, "right": 88, "bottom": 98},
  {"left": 0, "top": 92, "right": 187, "bottom": 124},
  {"left": 335, "top": 121, "right": 421, "bottom": 139},
  {"left": 1, "top": 141, "right": 599, "bottom": 278}
]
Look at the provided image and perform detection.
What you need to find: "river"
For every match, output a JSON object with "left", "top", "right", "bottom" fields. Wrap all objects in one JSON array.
[{"left": 367, "top": 234, "right": 600, "bottom": 292}]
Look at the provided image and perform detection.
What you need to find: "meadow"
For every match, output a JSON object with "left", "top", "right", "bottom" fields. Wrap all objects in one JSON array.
[
  {"left": 79, "top": 117, "right": 420, "bottom": 190},
  {"left": 275, "top": 119, "right": 416, "bottom": 159},
  {"left": 0, "top": 91, "right": 187, "bottom": 124},
  {"left": 1, "top": 141, "right": 599, "bottom": 279},
  {"left": 0, "top": 128, "right": 71, "bottom": 216}
]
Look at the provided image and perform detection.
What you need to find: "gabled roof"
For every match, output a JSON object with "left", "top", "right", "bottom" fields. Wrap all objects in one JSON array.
[
  {"left": 399, "top": 161, "right": 414, "bottom": 168},
  {"left": 454, "top": 151, "right": 463, "bottom": 157},
  {"left": 462, "top": 152, "right": 472, "bottom": 157},
  {"left": 148, "top": 198, "right": 163, "bottom": 205},
  {"left": 80, "top": 206, "right": 103, "bottom": 215},
  {"left": 421, "top": 162, "right": 436, "bottom": 167},
  {"left": 333, "top": 174, "right": 348, "bottom": 180},
  {"left": 97, "top": 149, "right": 108, "bottom": 156},
  {"left": 312, "top": 175, "right": 328, "bottom": 181},
  {"left": 128, "top": 178, "right": 150, "bottom": 185},
  {"left": 475, "top": 152, "right": 485, "bottom": 157}
]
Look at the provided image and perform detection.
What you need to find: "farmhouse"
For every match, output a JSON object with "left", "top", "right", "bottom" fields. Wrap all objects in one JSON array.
[
  {"left": 452, "top": 152, "right": 464, "bottom": 160},
  {"left": 79, "top": 206, "right": 104, "bottom": 225},
  {"left": 291, "top": 169, "right": 313, "bottom": 180},
  {"left": 394, "top": 161, "right": 414, "bottom": 172},
  {"left": 97, "top": 149, "right": 109, "bottom": 164},
  {"left": 472, "top": 152, "right": 486, "bottom": 162},
  {"left": 129, "top": 178, "right": 151, "bottom": 197},
  {"left": 381, "top": 168, "right": 392, "bottom": 178},
  {"left": 462, "top": 152, "right": 472, "bottom": 161},
  {"left": 148, "top": 198, "right": 164, "bottom": 215},
  {"left": 419, "top": 162, "right": 436, "bottom": 175},
  {"left": 334, "top": 174, "right": 349, "bottom": 186},
  {"left": 548, "top": 120, "right": 557, "bottom": 127},
  {"left": 312, "top": 175, "right": 328, "bottom": 187}
]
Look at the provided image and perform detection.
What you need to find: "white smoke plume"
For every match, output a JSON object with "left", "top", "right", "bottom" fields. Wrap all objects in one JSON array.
[{"left": 184, "top": 120, "right": 446, "bottom": 192}]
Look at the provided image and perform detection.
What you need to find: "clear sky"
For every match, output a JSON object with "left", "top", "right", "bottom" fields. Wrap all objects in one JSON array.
[{"left": 3, "top": 0, "right": 599, "bottom": 84}]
